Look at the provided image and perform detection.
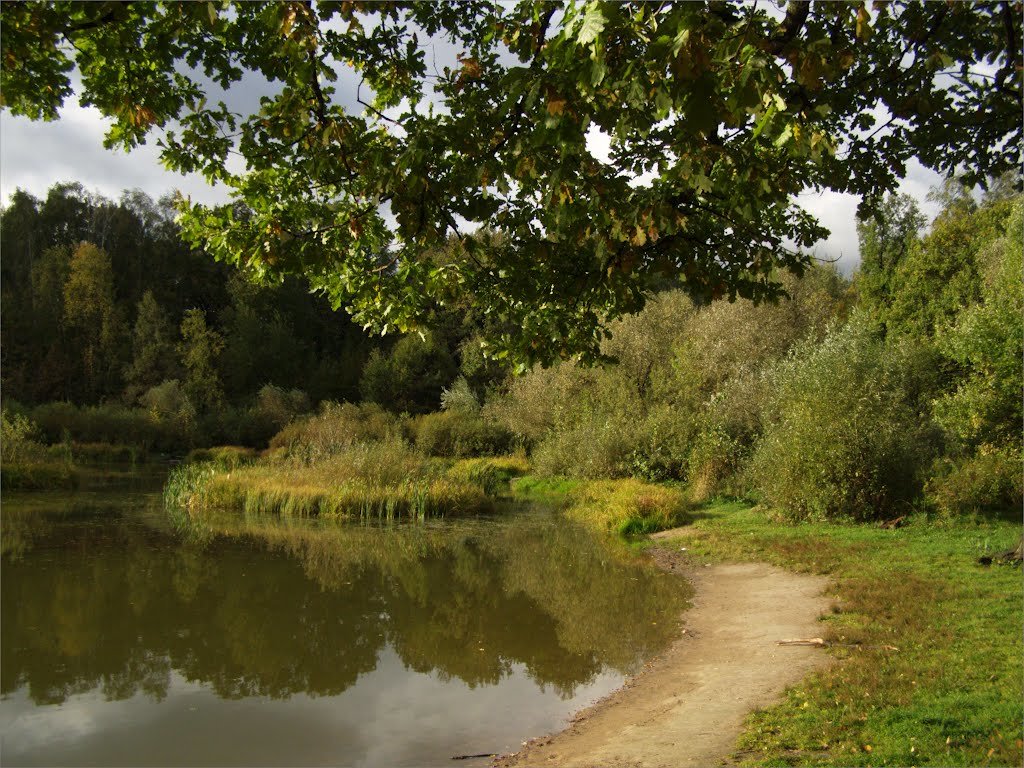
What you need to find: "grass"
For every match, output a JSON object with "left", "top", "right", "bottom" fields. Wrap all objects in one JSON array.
[
  {"left": 511, "top": 475, "right": 691, "bottom": 536},
  {"left": 510, "top": 475, "right": 585, "bottom": 501},
  {"left": 564, "top": 478, "right": 691, "bottom": 536},
  {"left": 0, "top": 459, "right": 79, "bottom": 490},
  {"left": 184, "top": 445, "right": 260, "bottom": 469},
  {"left": 445, "top": 455, "right": 530, "bottom": 496},
  {"left": 655, "top": 500, "right": 1022, "bottom": 767}
]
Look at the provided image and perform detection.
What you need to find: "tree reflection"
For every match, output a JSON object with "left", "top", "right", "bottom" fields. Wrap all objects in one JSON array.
[{"left": 2, "top": 498, "right": 689, "bottom": 706}]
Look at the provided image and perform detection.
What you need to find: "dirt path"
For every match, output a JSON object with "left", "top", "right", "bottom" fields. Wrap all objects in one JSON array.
[{"left": 494, "top": 541, "right": 832, "bottom": 768}]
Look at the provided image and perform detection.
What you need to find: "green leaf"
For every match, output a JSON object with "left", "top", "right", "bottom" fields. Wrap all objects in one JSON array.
[
  {"left": 577, "top": 3, "right": 606, "bottom": 47},
  {"left": 752, "top": 104, "right": 776, "bottom": 140},
  {"left": 591, "top": 54, "right": 608, "bottom": 87}
]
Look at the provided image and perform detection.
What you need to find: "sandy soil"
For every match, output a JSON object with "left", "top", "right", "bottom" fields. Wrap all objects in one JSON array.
[{"left": 493, "top": 536, "right": 832, "bottom": 768}]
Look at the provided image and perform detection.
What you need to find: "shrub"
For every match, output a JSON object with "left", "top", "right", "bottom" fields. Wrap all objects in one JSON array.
[
  {"left": 411, "top": 411, "right": 514, "bottom": 457},
  {"left": 251, "top": 385, "right": 310, "bottom": 432},
  {"left": 525, "top": 372, "right": 647, "bottom": 478},
  {"left": 29, "top": 397, "right": 198, "bottom": 453},
  {"left": 531, "top": 411, "right": 639, "bottom": 479},
  {"left": 440, "top": 376, "right": 480, "bottom": 414},
  {"left": 1, "top": 408, "right": 78, "bottom": 489},
  {"left": 269, "top": 402, "right": 402, "bottom": 460},
  {"left": 56, "top": 442, "right": 146, "bottom": 464},
  {"left": 750, "top": 318, "right": 941, "bottom": 521},
  {"left": 1, "top": 461, "right": 78, "bottom": 490},
  {"left": 684, "top": 370, "right": 774, "bottom": 500},
  {"left": 1, "top": 409, "right": 45, "bottom": 464},
  {"left": 933, "top": 200, "right": 1023, "bottom": 452},
  {"left": 686, "top": 425, "right": 746, "bottom": 503},
  {"left": 359, "top": 333, "right": 457, "bottom": 414},
  {"left": 623, "top": 403, "right": 696, "bottom": 481},
  {"left": 925, "top": 447, "right": 1023, "bottom": 516}
]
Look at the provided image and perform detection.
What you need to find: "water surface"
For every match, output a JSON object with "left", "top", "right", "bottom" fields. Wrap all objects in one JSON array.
[{"left": 1, "top": 479, "right": 688, "bottom": 766}]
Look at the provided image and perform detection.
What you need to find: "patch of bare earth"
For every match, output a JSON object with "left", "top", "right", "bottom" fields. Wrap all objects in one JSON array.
[{"left": 493, "top": 532, "right": 831, "bottom": 768}]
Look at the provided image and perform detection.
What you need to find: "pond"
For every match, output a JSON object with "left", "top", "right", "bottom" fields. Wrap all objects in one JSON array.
[{"left": 1, "top": 474, "right": 689, "bottom": 767}]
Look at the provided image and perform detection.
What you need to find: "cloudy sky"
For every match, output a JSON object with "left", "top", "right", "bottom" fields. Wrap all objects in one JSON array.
[{"left": 0, "top": 74, "right": 946, "bottom": 275}]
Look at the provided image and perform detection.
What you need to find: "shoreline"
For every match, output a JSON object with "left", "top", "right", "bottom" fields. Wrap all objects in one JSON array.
[{"left": 494, "top": 539, "right": 832, "bottom": 767}]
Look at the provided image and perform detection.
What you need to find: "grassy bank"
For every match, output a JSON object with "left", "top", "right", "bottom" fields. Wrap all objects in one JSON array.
[
  {"left": 654, "top": 501, "right": 1022, "bottom": 767},
  {"left": 511, "top": 475, "right": 689, "bottom": 536},
  {"left": 166, "top": 446, "right": 527, "bottom": 521},
  {"left": 0, "top": 459, "right": 79, "bottom": 490}
]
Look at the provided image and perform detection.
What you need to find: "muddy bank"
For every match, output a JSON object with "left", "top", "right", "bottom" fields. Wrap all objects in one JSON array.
[{"left": 494, "top": 541, "right": 831, "bottom": 768}]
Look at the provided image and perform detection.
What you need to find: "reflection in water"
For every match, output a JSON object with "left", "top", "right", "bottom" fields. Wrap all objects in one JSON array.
[{"left": 1, "top": 488, "right": 689, "bottom": 766}]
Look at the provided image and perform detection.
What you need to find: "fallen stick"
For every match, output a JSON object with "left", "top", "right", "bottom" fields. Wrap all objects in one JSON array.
[
  {"left": 776, "top": 638, "right": 899, "bottom": 651},
  {"left": 451, "top": 753, "right": 496, "bottom": 761},
  {"left": 777, "top": 637, "right": 827, "bottom": 647}
]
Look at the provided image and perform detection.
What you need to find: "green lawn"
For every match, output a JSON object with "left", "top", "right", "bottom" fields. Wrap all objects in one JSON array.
[{"left": 654, "top": 501, "right": 1022, "bottom": 766}]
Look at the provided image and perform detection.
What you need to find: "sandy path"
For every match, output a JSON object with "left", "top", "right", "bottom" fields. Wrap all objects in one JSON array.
[{"left": 494, "top": 544, "right": 831, "bottom": 768}]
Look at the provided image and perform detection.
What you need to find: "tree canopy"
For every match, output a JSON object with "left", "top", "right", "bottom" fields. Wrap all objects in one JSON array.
[{"left": 2, "top": 0, "right": 1020, "bottom": 364}]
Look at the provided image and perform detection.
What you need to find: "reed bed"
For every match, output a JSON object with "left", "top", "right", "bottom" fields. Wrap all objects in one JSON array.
[{"left": 166, "top": 442, "right": 492, "bottom": 521}]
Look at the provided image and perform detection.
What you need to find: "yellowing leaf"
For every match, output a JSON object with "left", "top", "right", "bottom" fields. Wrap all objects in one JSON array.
[
  {"left": 546, "top": 97, "right": 566, "bottom": 116},
  {"left": 856, "top": 5, "right": 872, "bottom": 41},
  {"left": 459, "top": 56, "right": 482, "bottom": 79}
]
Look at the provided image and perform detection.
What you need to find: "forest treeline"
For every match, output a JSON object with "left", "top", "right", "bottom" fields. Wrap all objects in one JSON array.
[
  {"left": 0, "top": 183, "right": 509, "bottom": 449},
  {"left": 2, "top": 180, "right": 1021, "bottom": 519}
]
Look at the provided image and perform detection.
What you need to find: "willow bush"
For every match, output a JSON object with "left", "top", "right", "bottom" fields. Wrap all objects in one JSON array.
[{"left": 750, "top": 318, "right": 942, "bottom": 521}]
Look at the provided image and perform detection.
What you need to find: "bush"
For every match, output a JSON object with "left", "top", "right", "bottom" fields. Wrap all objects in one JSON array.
[
  {"left": 1, "top": 409, "right": 45, "bottom": 464},
  {"left": 247, "top": 385, "right": 310, "bottom": 439},
  {"left": 484, "top": 363, "right": 597, "bottom": 445},
  {"left": 411, "top": 411, "right": 514, "bottom": 457},
  {"left": 686, "top": 425, "right": 746, "bottom": 503},
  {"left": 750, "top": 318, "right": 941, "bottom": 521},
  {"left": 925, "top": 447, "right": 1023, "bottom": 516},
  {"left": 269, "top": 402, "right": 402, "bottom": 461},
  {"left": 1, "top": 408, "right": 78, "bottom": 489},
  {"left": 683, "top": 370, "right": 774, "bottom": 500},
  {"left": 54, "top": 442, "right": 146, "bottom": 464},
  {"left": 933, "top": 200, "right": 1023, "bottom": 452},
  {"left": 531, "top": 411, "right": 639, "bottom": 479},
  {"left": 623, "top": 403, "right": 696, "bottom": 481},
  {"left": 1, "top": 461, "right": 78, "bottom": 490},
  {"left": 440, "top": 376, "right": 480, "bottom": 414},
  {"left": 359, "top": 333, "right": 457, "bottom": 414},
  {"left": 139, "top": 380, "right": 198, "bottom": 448}
]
